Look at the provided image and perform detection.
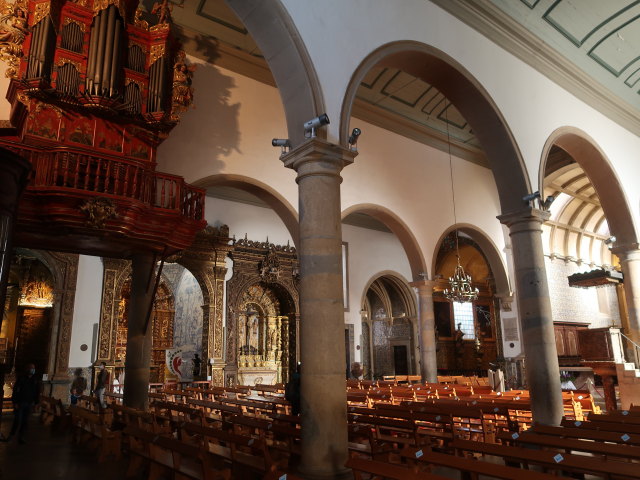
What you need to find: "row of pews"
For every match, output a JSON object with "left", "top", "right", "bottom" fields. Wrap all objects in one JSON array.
[{"left": 39, "top": 381, "right": 637, "bottom": 479}]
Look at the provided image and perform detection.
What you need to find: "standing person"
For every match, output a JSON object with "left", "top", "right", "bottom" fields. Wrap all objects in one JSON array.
[
  {"left": 94, "top": 362, "right": 108, "bottom": 409},
  {"left": 285, "top": 363, "right": 301, "bottom": 416},
  {"left": 69, "top": 368, "right": 87, "bottom": 405},
  {"left": 2, "top": 363, "right": 40, "bottom": 444}
]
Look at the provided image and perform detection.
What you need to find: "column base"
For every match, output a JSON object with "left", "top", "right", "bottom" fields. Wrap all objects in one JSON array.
[{"left": 298, "top": 466, "right": 352, "bottom": 480}]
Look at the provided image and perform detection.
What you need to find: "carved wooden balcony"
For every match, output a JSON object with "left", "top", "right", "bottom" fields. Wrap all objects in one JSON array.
[{"left": 2, "top": 141, "right": 206, "bottom": 258}]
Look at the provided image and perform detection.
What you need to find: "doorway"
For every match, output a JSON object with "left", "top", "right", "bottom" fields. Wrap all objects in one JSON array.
[{"left": 393, "top": 345, "right": 408, "bottom": 375}]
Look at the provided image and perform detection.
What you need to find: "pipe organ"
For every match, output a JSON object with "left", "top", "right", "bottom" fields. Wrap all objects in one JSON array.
[
  {"left": 0, "top": 0, "right": 205, "bottom": 260},
  {"left": 5, "top": 0, "right": 194, "bottom": 161}
]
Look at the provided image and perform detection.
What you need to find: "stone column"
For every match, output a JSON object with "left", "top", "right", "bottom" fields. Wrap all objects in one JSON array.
[
  {"left": 281, "top": 138, "right": 355, "bottom": 480},
  {"left": 498, "top": 208, "right": 563, "bottom": 425},
  {"left": 612, "top": 246, "right": 640, "bottom": 364},
  {"left": 410, "top": 280, "right": 438, "bottom": 383},
  {"left": 123, "top": 253, "right": 156, "bottom": 410}
]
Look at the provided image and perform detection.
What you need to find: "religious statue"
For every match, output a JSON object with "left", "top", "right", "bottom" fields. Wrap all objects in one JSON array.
[
  {"left": 151, "top": 0, "right": 171, "bottom": 25},
  {"left": 192, "top": 353, "right": 202, "bottom": 378},
  {"left": 0, "top": 1, "right": 28, "bottom": 78},
  {"left": 454, "top": 322, "right": 465, "bottom": 369},
  {"left": 170, "top": 51, "right": 196, "bottom": 120}
]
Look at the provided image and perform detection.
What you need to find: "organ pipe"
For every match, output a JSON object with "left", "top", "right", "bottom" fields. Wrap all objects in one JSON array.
[{"left": 26, "top": 16, "right": 55, "bottom": 80}]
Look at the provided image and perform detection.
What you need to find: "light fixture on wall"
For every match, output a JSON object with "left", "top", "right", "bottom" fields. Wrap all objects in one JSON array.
[{"left": 441, "top": 102, "right": 478, "bottom": 304}]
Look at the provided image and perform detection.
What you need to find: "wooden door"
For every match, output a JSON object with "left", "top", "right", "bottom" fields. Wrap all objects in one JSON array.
[{"left": 393, "top": 345, "right": 409, "bottom": 375}]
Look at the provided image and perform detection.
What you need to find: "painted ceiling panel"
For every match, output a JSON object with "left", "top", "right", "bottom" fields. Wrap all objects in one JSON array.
[
  {"left": 589, "top": 16, "right": 640, "bottom": 76},
  {"left": 543, "top": 0, "right": 633, "bottom": 46}
]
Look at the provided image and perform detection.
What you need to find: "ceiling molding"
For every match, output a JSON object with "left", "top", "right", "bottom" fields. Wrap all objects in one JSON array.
[
  {"left": 177, "top": 25, "right": 275, "bottom": 87},
  {"left": 430, "top": 0, "right": 640, "bottom": 137},
  {"left": 352, "top": 99, "right": 488, "bottom": 167}
]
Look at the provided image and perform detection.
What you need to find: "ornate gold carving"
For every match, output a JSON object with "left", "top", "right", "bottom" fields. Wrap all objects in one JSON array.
[
  {"left": 70, "top": 0, "right": 88, "bottom": 6},
  {"left": 170, "top": 50, "right": 195, "bottom": 121},
  {"left": 79, "top": 197, "right": 118, "bottom": 228},
  {"left": 63, "top": 17, "right": 86, "bottom": 32},
  {"left": 33, "top": 101, "right": 62, "bottom": 117},
  {"left": 92, "top": 0, "right": 124, "bottom": 16},
  {"left": 33, "top": 2, "right": 50, "bottom": 25},
  {"left": 125, "top": 77, "right": 144, "bottom": 89},
  {"left": 149, "top": 43, "right": 164, "bottom": 65},
  {"left": 133, "top": 7, "right": 148, "bottom": 30},
  {"left": 56, "top": 57, "right": 81, "bottom": 70},
  {"left": 260, "top": 247, "right": 280, "bottom": 283},
  {"left": 151, "top": 0, "right": 171, "bottom": 25},
  {"left": 0, "top": 0, "right": 28, "bottom": 78}
]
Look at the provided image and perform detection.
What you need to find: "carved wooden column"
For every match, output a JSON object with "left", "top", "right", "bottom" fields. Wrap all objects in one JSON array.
[
  {"left": 499, "top": 208, "right": 563, "bottom": 425},
  {"left": 281, "top": 138, "right": 355, "bottom": 480},
  {"left": 410, "top": 280, "right": 438, "bottom": 383},
  {"left": 96, "top": 258, "right": 130, "bottom": 365}
]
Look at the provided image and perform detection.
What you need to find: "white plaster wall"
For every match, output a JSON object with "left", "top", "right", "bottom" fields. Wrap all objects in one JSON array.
[
  {"left": 279, "top": 0, "right": 640, "bottom": 234},
  {"left": 205, "top": 196, "right": 293, "bottom": 247},
  {"left": 158, "top": 65, "right": 508, "bottom": 282},
  {"left": 69, "top": 255, "right": 103, "bottom": 368},
  {"left": 342, "top": 223, "right": 413, "bottom": 364}
]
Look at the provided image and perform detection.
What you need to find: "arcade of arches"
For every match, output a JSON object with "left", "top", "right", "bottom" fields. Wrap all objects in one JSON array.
[{"left": 2, "top": 1, "right": 640, "bottom": 479}]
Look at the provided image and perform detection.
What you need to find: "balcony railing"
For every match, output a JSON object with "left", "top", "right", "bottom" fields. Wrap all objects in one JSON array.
[{"left": 6, "top": 144, "right": 204, "bottom": 221}]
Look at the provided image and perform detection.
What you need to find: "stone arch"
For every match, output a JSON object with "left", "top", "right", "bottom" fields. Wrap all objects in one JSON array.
[
  {"left": 193, "top": 173, "right": 300, "bottom": 247},
  {"left": 341, "top": 204, "right": 427, "bottom": 281},
  {"left": 431, "top": 223, "right": 511, "bottom": 298},
  {"left": 359, "top": 271, "right": 419, "bottom": 377},
  {"left": 359, "top": 270, "right": 416, "bottom": 318},
  {"left": 539, "top": 126, "right": 637, "bottom": 248},
  {"left": 340, "top": 40, "right": 531, "bottom": 212},
  {"left": 9, "top": 248, "right": 78, "bottom": 398},
  {"left": 225, "top": 0, "right": 326, "bottom": 146}
]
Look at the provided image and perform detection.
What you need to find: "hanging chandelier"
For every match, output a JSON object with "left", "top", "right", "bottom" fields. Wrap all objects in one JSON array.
[
  {"left": 441, "top": 102, "right": 478, "bottom": 304},
  {"left": 444, "top": 255, "right": 479, "bottom": 303}
]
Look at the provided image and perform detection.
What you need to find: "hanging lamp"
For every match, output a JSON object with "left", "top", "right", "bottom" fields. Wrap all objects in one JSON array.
[{"left": 441, "top": 102, "right": 479, "bottom": 304}]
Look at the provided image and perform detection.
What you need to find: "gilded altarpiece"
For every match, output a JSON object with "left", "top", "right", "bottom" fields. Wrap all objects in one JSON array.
[
  {"left": 115, "top": 280, "right": 174, "bottom": 383},
  {"left": 9, "top": 250, "right": 79, "bottom": 401},
  {"left": 171, "top": 225, "right": 233, "bottom": 386},
  {"left": 96, "top": 258, "right": 176, "bottom": 383},
  {"left": 225, "top": 238, "right": 299, "bottom": 387}
]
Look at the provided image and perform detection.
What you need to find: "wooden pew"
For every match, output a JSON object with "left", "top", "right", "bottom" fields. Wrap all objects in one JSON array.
[
  {"left": 532, "top": 422, "right": 640, "bottom": 446},
  {"left": 69, "top": 405, "right": 120, "bottom": 462},
  {"left": 498, "top": 429, "right": 640, "bottom": 462},
  {"left": 345, "top": 456, "right": 449, "bottom": 480},
  {"left": 401, "top": 447, "right": 560, "bottom": 480},
  {"left": 452, "top": 438, "right": 640, "bottom": 478},
  {"left": 178, "top": 422, "right": 286, "bottom": 478}
]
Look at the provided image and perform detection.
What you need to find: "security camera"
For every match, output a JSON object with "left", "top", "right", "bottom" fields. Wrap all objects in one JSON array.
[
  {"left": 604, "top": 236, "right": 617, "bottom": 245},
  {"left": 522, "top": 191, "right": 540, "bottom": 203},
  {"left": 272, "top": 139, "right": 290, "bottom": 148},
  {"left": 542, "top": 195, "right": 555, "bottom": 210},
  {"left": 348, "top": 127, "right": 361, "bottom": 149},
  {"left": 303, "top": 113, "right": 330, "bottom": 137}
]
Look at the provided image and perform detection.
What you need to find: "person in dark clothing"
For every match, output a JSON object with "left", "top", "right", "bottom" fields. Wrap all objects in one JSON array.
[
  {"left": 2, "top": 363, "right": 40, "bottom": 444},
  {"left": 95, "top": 362, "right": 108, "bottom": 409},
  {"left": 70, "top": 368, "right": 87, "bottom": 405},
  {"left": 285, "top": 363, "right": 301, "bottom": 416}
]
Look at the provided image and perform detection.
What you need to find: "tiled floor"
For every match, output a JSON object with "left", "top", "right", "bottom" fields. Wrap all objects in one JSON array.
[{"left": 0, "top": 412, "right": 132, "bottom": 480}]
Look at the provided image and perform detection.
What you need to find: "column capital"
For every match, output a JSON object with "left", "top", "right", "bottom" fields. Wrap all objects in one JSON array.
[
  {"left": 281, "top": 137, "right": 356, "bottom": 181},
  {"left": 497, "top": 207, "right": 550, "bottom": 232},
  {"left": 611, "top": 244, "right": 640, "bottom": 259},
  {"left": 410, "top": 280, "right": 438, "bottom": 293}
]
